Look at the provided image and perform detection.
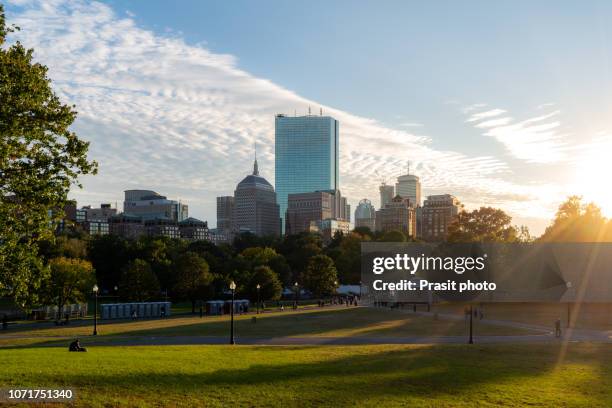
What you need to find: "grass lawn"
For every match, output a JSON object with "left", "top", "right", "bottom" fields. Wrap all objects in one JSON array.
[
  {"left": 1, "top": 343, "right": 611, "bottom": 407},
  {"left": 0, "top": 307, "right": 537, "bottom": 348}
]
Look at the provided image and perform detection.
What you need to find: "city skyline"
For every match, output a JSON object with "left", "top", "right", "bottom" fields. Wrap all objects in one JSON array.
[{"left": 7, "top": 1, "right": 612, "bottom": 235}]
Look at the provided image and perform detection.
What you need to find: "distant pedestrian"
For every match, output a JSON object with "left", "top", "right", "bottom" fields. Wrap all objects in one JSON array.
[
  {"left": 555, "top": 318, "right": 562, "bottom": 338},
  {"left": 69, "top": 338, "right": 87, "bottom": 352},
  {"left": 2, "top": 314, "right": 7, "bottom": 330}
]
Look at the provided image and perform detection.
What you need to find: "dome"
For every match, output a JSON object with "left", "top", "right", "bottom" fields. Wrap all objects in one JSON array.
[
  {"left": 236, "top": 159, "right": 274, "bottom": 192},
  {"left": 355, "top": 198, "right": 376, "bottom": 219}
]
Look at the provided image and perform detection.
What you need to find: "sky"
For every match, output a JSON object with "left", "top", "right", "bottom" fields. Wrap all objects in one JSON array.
[{"left": 5, "top": 0, "right": 612, "bottom": 235}]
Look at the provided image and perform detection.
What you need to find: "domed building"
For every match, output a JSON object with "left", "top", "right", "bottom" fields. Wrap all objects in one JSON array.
[
  {"left": 233, "top": 158, "right": 280, "bottom": 237},
  {"left": 354, "top": 198, "right": 376, "bottom": 231}
]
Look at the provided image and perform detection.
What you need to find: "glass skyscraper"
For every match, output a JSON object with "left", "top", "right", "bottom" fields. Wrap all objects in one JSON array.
[{"left": 275, "top": 114, "right": 339, "bottom": 232}]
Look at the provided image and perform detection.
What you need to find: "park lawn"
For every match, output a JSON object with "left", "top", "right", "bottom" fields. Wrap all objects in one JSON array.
[
  {"left": 1, "top": 343, "right": 611, "bottom": 407},
  {"left": 0, "top": 307, "right": 538, "bottom": 347}
]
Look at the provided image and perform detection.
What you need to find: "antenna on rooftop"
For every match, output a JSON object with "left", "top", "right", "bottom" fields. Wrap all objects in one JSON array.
[{"left": 253, "top": 137, "right": 259, "bottom": 176}]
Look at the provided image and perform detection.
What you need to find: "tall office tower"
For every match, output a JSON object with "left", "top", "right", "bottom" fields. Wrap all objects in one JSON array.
[
  {"left": 233, "top": 158, "right": 280, "bottom": 237},
  {"left": 275, "top": 114, "right": 339, "bottom": 232},
  {"left": 395, "top": 164, "right": 421, "bottom": 207},
  {"left": 123, "top": 190, "right": 188, "bottom": 222},
  {"left": 375, "top": 195, "right": 416, "bottom": 238},
  {"left": 421, "top": 194, "right": 461, "bottom": 241},
  {"left": 354, "top": 198, "right": 376, "bottom": 231},
  {"left": 216, "top": 196, "right": 235, "bottom": 234},
  {"left": 285, "top": 189, "right": 347, "bottom": 236},
  {"left": 379, "top": 183, "right": 394, "bottom": 209}
]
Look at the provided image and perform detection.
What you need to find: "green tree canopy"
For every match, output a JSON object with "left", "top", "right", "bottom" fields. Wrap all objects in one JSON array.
[
  {"left": 379, "top": 230, "right": 407, "bottom": 242},
  {"left": 326, "top": 232, "right": 367, "bottom": 284},
  {"left": 301, "top": 254, "right": 338, "bottom": 298},
  {"left": 447, "top": 207, "right": 519, "bottom": 243},
  {"left": 173, "top": 252, "right": 212, "bottom": 313},
  {"left": 0, "top": 6, "right": 97, "bottom": 308},
  {"left": 248, "top": 265, "right": 282, "bottom": 303},
  {"left": 118, "top": 259, "right": 160, "bottom": 302},
  {"left": 44, "top": 257, "right": 95, "bottom": 320}
]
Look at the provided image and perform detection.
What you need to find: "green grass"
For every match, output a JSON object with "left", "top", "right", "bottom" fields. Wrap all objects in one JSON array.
[
  {"left": 0, "top": 307, "right": 537, "bottom": 348},
  {"left": 1, "top": 343, "right": 611, "bottom": 407}
]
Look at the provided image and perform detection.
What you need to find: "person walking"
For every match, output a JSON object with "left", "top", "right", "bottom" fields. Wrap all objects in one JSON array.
[{"left": 555, "top": 318, "right": 562, "bottom": 338}]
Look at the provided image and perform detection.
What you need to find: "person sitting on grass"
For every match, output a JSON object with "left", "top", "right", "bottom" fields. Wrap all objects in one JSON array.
[{"left": 69, "top": 338, "right": 87, "bottom": 352}]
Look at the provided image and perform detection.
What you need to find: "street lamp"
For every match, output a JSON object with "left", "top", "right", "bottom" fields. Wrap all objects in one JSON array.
[
  {"left": 256, "top": 284, "right": 261, "bottom": 314},
  {"left": 114, "top": 285, "right": 118, "bottom": 304},
  {"left": 92, "top": 284, "right": 99, "bottom": 336},
  {"left": 468, "top": 305, "right": 474, "bottom": 344},
  {"left": 229, "top": 281, "right": 236, "bottom": 345},
  {"left": 293, "top": 282, "right": 299, "bottom": 309}
]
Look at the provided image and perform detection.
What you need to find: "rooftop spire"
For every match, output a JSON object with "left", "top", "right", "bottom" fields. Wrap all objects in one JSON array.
[{"left": 253, "top": 139, "right": 259, "bottom": 175}]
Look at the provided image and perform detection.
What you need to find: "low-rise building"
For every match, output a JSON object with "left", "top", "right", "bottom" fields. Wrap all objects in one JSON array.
[
  {"left": 179, "top": 217, "right": 210, "bottom": 241},
  {"left": 109, "top": 214, "right": 146, "bottom": 239},
  {"left": 421, "top": 194, "right": 461, "bottom": 241},
  {"left": 375, "top": 195, "right": 416, "bottom": 238},
  {"left": 285, "top": 190, "right": 349, "bottom": 236},
  {"left": 145, "top": 218, "right": 181, "bottom": 239}
]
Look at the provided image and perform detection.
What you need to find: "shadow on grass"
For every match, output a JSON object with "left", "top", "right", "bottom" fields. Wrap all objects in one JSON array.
[
  {"left": 0, "top": 307, "right": 536, "bottom": 350},
  {"left": 3, "top": 344, "right": 611, "bottom": 406}
]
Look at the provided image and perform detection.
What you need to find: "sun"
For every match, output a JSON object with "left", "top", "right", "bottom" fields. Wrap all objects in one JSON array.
[{"left": 573, "top": 144, "right": 612, "bottom": 217}]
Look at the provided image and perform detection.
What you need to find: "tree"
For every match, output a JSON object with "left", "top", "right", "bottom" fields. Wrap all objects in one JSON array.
[
  {"left": 352, "top": 226, "right": 374, "bottom": 240},
  {"left": 118, "top": 259, "right": 160, "bottom": 302},
  {"left": 173, "top": 252, "right": 212, "bottom": 313},
  {"left": 277, "top": 233, "right": 322, "bottom": 282},
  {"left": 248, "top": 265, "right": 282, "bottom": 303},
  {"left": 379, "top": 230, "right": 406, "bottom": 242},
  {"left": 239, "top": 246, "right": 291, "bottom": 285},
  {"left": 44, "top": 257, "right": 95, "bottom": 321},
  {"left": 327, "top": 232, "right": 367, "bottom": 284},
  {"left": 0, "top": 6, "right": 97, "bottom": 309},
  {"left": 539, "top": 196, "right": 611, "bottom": 242},
  {"left": 240, "top": 247, "right": 279, "bottom": 266},
  {"left": 88, "top": 234, "right": 131, "bottom": 290},
  {"left": 301, "top": 254, "right": 338, "bottom": 298},
  {"left": 447, "top": 207, "right": 518, "bottom": 243}
]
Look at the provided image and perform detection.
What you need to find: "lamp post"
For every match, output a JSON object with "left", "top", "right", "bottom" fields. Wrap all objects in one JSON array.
[
  {"left": 256, "top": 284, "right": 261, "bottom": 314},
  {"left": 468, "top": 305, "right": 474, "bottom": 344},
  {"left": 92, "top": 284, "right": 99, "bottom": 336},
  {"left": 114, "top": 285, "right": 118, "bottom": 304},
  {"left": 293, "top": 282, "right": 299, "bottom": 309},
  {"left": 229, "top": 281, "right": 236, "bottom": 345}
]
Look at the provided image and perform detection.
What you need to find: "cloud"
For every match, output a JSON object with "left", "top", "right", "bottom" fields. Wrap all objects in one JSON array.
[
  {"left": 466, "top": 108, "right": 506, "bottom": 122},
  {"left": 467, "top": 108, "right": 568, "bottom": 164},
  {"left": 5, "top": 0, "right": 562, "bottom": 230}
]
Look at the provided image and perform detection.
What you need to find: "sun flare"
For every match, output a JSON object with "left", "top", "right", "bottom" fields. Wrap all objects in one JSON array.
[{"left": 573, "top": 142, "right": 612, "bottom": 217}]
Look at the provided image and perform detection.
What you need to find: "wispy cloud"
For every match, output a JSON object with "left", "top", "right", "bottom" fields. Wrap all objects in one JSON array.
[
  {"left": 466, "top": 108, "right": 506, "bottom": 122},
  {"left": 6, "top": 0, "right": 562, "bottom": 228},
  {"left": 467, "top": 107, "right": 568, "bottom": 164}
]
